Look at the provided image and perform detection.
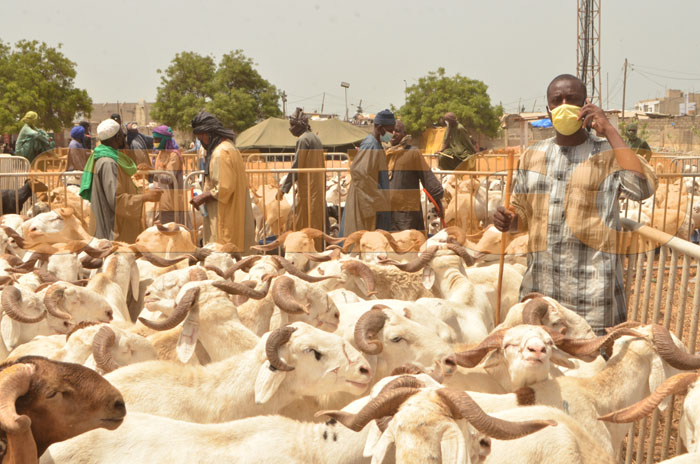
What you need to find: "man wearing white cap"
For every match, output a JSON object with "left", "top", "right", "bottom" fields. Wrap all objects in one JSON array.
[{"left": 79, "top": 119, "right": 162, "bottom": 242}]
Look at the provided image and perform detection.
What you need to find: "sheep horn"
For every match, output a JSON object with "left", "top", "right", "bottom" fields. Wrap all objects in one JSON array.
[
  {"left": 129, "top": 244, "right": 194, "bottom": 267},
  {"left": 341, "top": 230, "right": 368, "bottom": 254},
  {"left": 301, "top": 228, "right": 345, "bottom": 245},
  {"left": 604, "top": 321, "right": 644, "bottom": 333},
  {"left": 315, "top": 387, "right": 421, "bottom": 432},
  {"left": 138, "top": 287, "right": 200, "bottom": 331},
  {"left": 651, "top": 324, "right": 700, "bottom": 370},
  {"left": 271, "top": 276, "right": 309, "bottom": 314},
  {"left": 265, "top": 326, "right": 297, "bottom": 372},
  {"left": 212, "top": 280, "right": 268, "bottom": 300},
  {"left": 444, "top": 242, "right": 475, "bottom": 267},
  {"left": 598, "top": 372, "right": 699, "bottom": 424},
  {"left": 12, "top": 254, "right": 41, "bottom": 272},
  {"left": 223, "top": 255, "right": 263, "bottom": 280},
  {"left": 0, "top": 276, "right": 15, "bottom": 287},
  {"left": 455, "top": 330, "right": 506, "bottom": 368},
  {"left": 202, "top": 265, "right": 225, "bottom": 278},
  {"left": 187, "top": 267, "right": 209, "bottom": 282},
  {"left": 377, "top": 375, "right": 426, "bottom": 396},
  {"left": 0, "top": 255, "right": 23, "bottom": 268},
  {"left": 377, "top": 230, "right": 409, "bottom": 254},
  {"left": 520, "top": 292, "right": 546, "bottom": 303},
  {"left": 354, "top": 306, "right": 389, "bottom": 355},
  {"left": 92, "top": 326, "right": 120, "bottom": 373},
  {"left": 80, "top": 255, "right": 104, "bottom": 269},
  {"left": 155, "top": 222, "right": 180, "bottom": 234},
  {"left": 3, "top": 268, "right": 30, "bottom": 275},
  {"left": 43, "top": 284, "right": 71, "bottom": 320},
  {"left": 341, "top": 260, "right": 376, "bottom": 296},
  {"left": 435, "top": 388, "right": 556, "bottom": 440},
  {"left": 0, "top": 364, "right": 34, "bottom": 433},
  {"left": 390, "top": 364, "right": 425, "bottom": 376},
  {"left": 522, "top": 298, "right": 550, "bottom": 325},
  {"left": 79, "top": 243, "right": 117, "bottom": 259},
  {"left": 445, "top": 226, "right": 467, "bottom": 245},
  {"left": 1, "top": 286, "right": 45, "bottom": 324},
  {"left": 556, "top": 328, "right": 645, "bottom": 358},
  {"left": 270, "top": 255, "right": 336, "bottom": 283},
  {"left": 251, "top": 231, "right": 291, "bottom": 252},
  {"left": 1, "top": 227, "right": 24, "bottom": 249},
  {"left": 377, "top": 246, "right": 439, "bottom": 273},
  {"left": 33, "top": 269, "right": 58, "bottom": 284},
  {"left": 192, "top": 247, "right": 213, "bottom": 262}
]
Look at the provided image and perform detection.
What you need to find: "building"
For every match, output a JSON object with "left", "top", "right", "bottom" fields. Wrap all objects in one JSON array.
[{"left": 635, "top": 89, "right": 700, "bottom": 116}]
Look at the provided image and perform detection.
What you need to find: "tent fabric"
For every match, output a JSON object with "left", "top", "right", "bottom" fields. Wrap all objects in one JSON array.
[
  {"left": 236, "top": 118, "right": 369, "bottom": 150},
  {"left": 530, "top": 118, "right": 552, "bottom": 128}
]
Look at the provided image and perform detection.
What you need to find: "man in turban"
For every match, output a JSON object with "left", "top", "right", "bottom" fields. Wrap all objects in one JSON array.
[
  {"left": 439, "top": 112, "right": 477, "bottom": 171},
  {"left": 15, "top": 111, "right": 54, "bottom": 163},
  {"left": 66, "top": 125, "right": 90, "bottom": 185},
  {"left": 152, "top": 125, "right": 186, "bottom": 226},
  {"left": 190, "top": 110, "right": 254, "bottom": 252},
  {"left": 340, "top": 109, "right": 394, "bottom": 235},
  {"left": 126, "top": 122, "right": 153, "bottom": 167},
  {"left": 80, "top": 119, "right": 162, "bottom": 242},
  {"left": 280, "top": 108, "right": 326, "bottom": 235}
]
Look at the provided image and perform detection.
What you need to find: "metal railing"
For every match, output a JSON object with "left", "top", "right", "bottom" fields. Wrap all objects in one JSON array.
[{"left": 620, "top": 218, "right": 700, "bottom": 463}]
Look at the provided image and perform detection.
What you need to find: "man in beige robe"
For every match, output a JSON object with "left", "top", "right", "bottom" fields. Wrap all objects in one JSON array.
[{"left": 190, "top": 111, "right": 255, "bottom": 253}]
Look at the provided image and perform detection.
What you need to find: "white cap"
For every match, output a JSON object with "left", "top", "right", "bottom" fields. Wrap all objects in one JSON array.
[{"left": 96, "top": 119, "right": 121, "bottom": 141}]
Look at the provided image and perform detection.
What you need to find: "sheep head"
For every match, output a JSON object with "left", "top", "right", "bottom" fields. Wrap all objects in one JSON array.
[{"left": 255, "top": 322, "right": 372, "bottom": 404}]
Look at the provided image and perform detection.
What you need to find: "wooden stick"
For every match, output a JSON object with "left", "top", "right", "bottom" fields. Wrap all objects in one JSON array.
[
  {"left": 191, "top": 188, "right": 198, "bottom": 246},
  {"left": 496, "top": 151, "right": 515, "bottom": 326}
]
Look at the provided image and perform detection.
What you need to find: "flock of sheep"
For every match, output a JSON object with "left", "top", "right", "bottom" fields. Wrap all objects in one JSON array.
[{"left": 0, "top": 162, "right": 699, "bottom": 463}]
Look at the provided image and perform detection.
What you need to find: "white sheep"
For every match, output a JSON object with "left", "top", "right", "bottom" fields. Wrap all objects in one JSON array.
[{"left": 104, "top": 322, "right": 372, "bottom": 423}]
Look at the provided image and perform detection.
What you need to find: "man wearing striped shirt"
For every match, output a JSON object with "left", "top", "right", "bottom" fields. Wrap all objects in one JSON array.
[{"left": 494, "top": 75, "right": 657, "bottom": 334}]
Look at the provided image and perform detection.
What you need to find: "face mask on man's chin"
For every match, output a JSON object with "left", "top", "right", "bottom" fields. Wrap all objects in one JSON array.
[{"left": 380, "top": 130, "right": 394, "bottom": 143}]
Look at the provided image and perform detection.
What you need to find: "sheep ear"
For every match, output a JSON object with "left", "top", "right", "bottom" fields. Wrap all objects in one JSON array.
[
  {"left": 129, "top": 261, "right": 140, "bottom": 301},
  {"left": 370, "top": 424, "right": 395, "bottom": 464},
  {"left": 550, "top": 347, "right": 576, "bottom": 369},
  {"left": 363, "top": 421, "right": 384, "bottom": 458},
  {"left": 0, "top": 316, "right": 20, "bottom": 351},
  {"left": 649, "top": 353, "right": 680, "bottom": 412},
  {"left": 254, "top": 361, "right": 286, "bottom": 404},
  {"left": 440, "top": 423, "right": 467, "bottom": 464},
  {"left": 422, "top": 266, "right": 436, "bottom": 290}
]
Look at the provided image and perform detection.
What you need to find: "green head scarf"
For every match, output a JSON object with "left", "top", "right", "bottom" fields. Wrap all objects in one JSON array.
[
  {"left": 79, "top": 144, "right": 137, "bottom": 201},
  {"left": 21, "top": 111, "right": 39, "bottom": 127}
]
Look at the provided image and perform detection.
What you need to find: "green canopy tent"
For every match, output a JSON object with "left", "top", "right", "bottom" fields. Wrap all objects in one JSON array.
[{"left": 236, "top": 117, "right": 369, "bottom": 152}]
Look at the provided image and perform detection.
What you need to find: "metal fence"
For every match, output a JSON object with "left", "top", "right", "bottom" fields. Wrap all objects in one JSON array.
[{"left": 620, "top": 218, "right": 700, "bottom": 463}]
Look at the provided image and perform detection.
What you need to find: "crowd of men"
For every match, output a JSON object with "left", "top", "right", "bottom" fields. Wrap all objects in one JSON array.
[{"left": 4, "top": 74, "right": 659, "bottom": 334}]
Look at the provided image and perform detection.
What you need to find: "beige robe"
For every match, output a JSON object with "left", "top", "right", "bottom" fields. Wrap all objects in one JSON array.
[
  {"left": 202, "top": 140, "right": 255, "bottom": 253},
  {"left": 154, "top": 150, "right": 186, "bottom": 226}
]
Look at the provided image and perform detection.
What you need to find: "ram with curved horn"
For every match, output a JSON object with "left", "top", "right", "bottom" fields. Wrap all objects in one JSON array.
[
  {"left": 340, "top": 230, "right": 412, "bottom": 263},
  {"left": 138, "top": 287, "right": 201, "bottom": 331},
  {"left": 92, "top": 326, "right": 121, "bottom": 373},
  {"left": 1, "top": 286, "right": 45, "bottom": 324},
  {"left": 42, "top": 282, "right": 115, "bottom": 328}
]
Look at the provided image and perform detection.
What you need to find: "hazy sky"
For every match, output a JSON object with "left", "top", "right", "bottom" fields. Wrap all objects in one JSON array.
[{"left": 3, "top": 0, "right": 700, "bottom": 118}]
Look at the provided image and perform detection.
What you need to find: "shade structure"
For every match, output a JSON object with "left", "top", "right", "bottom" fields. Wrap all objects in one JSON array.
[{"left": 236, "top": 117, "right": 369, "bottom": 151}]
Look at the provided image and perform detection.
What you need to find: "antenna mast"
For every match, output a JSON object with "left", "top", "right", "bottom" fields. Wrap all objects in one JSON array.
[{"left": 577, "top": 0, "right": 602, "bottom": 107}]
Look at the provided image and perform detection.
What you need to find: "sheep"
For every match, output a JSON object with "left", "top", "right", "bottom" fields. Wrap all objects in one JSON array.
[
  {"left": 518, "top": 324, "right": 700, "bottom": 456},
  {"left": 339, "top": 303, "right": 458, "bottom": 381},
  {"left": 0, "top": 356, "right": 125, "bottom": 458},
  {"left": 340, "top": 230, "right": 411, "bottom": 263},
  {"left": 317, "top": 378, "right": 555, "bottom": 464},
  {"left": 252, "top": 228, "right": 342, "bottom": 271},
  {"left": 139, "top": 281, "right": 261, "bottom": 362},
  {"left": 484, "top": 405, "right": 616, "bottom": 464},
  {"left": 1, "top": 180, "right": 38, "bottom": 215},
  {"left": 104, "top": 322, "right": 372, "bottom": 423},
  {"left": 390, "top": 229, "right": 427, "bottom": 253},
  {"left": 42, "top": 408, "right": 373, "bottom": 464},
  {"left": 21, "top": 208, "right": 92, "bottom": 246},
  {"left": 444, "top": 324, "right": 627, "bottom": 394},
  {"left": 598, "top": 370, "right": 700, "bottom": 454}
]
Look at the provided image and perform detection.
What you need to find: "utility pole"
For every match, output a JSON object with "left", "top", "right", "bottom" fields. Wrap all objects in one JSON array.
[
  {"left": 606, "top": 72, "right": 609, "bottom": 109},
  {"left": 281, "top": 91, "right": 287, "bottom": 117},
  {"left": 340, "top": 82, "right": 350, "bottom": 121},
  {"left": 321, "top": 92, "right": 325, "bottom": 114},
  {"left": 577, "top": 0, "right": 602, "bottom": 107},
  {"left": 622, "top": 58, "right": 628, "bottom": 121}
]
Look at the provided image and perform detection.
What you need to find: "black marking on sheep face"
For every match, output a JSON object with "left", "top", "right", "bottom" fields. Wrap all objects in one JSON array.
[
  {"left": 325, "top": 418, "right": 337, "bottom": 426},
  {"left": 322, "top": 430, "right": 328, "bottom": 440},
  {"left": 333, "top": 433, "right": 338, "bottom": 442}
]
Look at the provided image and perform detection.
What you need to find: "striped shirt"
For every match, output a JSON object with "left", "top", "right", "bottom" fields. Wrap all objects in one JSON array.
[{"left": 511, "top": 134, "right": 657, "bottom": 334}]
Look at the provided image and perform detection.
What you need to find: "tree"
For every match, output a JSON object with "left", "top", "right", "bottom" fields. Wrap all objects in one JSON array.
[
  {"left": 398, "top": 68, "right": 502, "bottom": 137},
  {"left": 151, "top": 50, "right": 282, "bottom": 133},
  {"left": 0, "top": 40, "right": 92, "bottom": 134}
]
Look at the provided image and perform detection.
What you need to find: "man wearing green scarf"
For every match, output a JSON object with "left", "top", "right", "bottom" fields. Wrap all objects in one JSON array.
[
  {"left": 15, "top": 111, "right": 54, "bottom": 163},
  {"left": 80, "top": 119, "right": 162, "bottom": 242}
]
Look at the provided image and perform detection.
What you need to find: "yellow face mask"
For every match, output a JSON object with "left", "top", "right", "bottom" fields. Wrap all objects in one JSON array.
[{"left": 550, "top": 104, "right": 583, "bottom": 136}]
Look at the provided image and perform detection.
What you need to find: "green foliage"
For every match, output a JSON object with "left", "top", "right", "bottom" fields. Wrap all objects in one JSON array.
[
  {"left": 151, "top": 50, "right": 282, "bottom": 133},
  {"left": 397, "top": 68, "right": 502, "bottom": 137},
  {"left": 0, "top": 40, "right": 92, "bottom": 133}
]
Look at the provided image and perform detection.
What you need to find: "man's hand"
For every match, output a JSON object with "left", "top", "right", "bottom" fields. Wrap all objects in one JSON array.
[
  {"left": 190, "top": 191, "right": 213, "bottom": 208},
  {"left": 579, "top": 99, "right": 614, "bottom": 138},
  {"left": 493, "top": 206, "right": 515, "bottom": 233},
  {"left": 143, "top": 189, "right": 163, "bottom": 203},
  {"left": 275, "top": 190, "right": 284, "bottom": 201}
]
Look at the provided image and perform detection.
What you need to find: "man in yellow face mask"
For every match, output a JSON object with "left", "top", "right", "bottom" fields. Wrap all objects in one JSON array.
[{"left": 493, "top": 74, "right": 657, "bottom": 335}]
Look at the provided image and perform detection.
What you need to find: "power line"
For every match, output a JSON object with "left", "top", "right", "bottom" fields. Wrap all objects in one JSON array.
[{"left": 633, "top": 63, "right": 700, "bottom": 78}]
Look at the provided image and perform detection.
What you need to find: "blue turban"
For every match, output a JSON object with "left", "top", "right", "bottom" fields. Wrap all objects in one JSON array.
[
  {"left": 70, "top": 125, "right": 85, "bottom": 141},
  {"left": 374, "top": 109, "right": 396, "bottom": 126}
]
